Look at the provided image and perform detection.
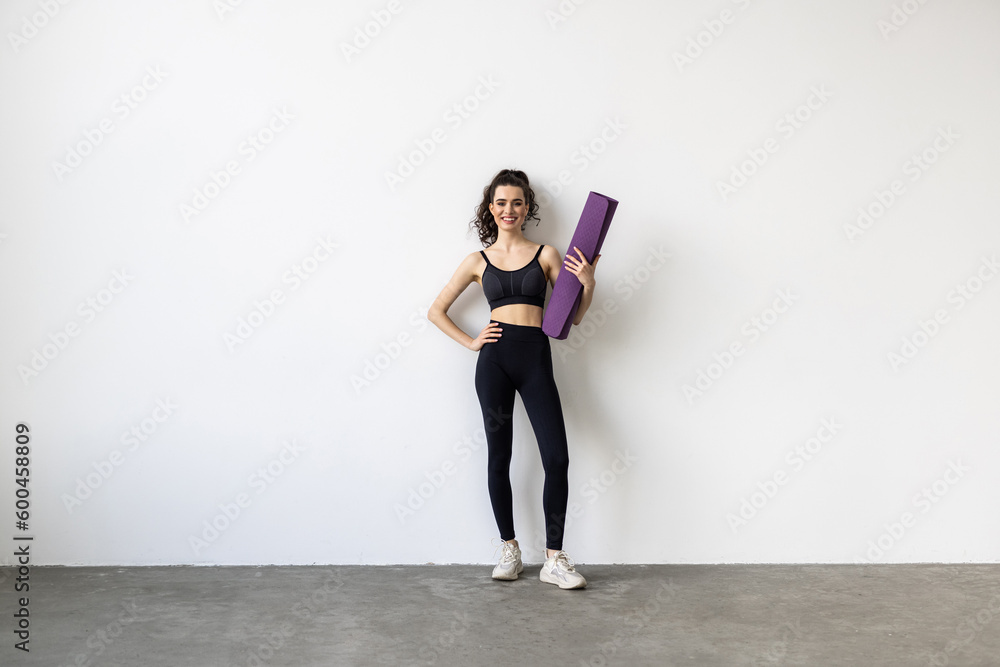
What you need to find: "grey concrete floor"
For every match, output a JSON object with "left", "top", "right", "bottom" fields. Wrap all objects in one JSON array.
[{"left": 3, "top": 564, "right": 999, "bottom": 666}]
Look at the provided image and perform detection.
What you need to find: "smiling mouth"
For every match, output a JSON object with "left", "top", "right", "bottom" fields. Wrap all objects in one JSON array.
[{"left": 501, "top": 216, "right": 517, "bottom": 223}]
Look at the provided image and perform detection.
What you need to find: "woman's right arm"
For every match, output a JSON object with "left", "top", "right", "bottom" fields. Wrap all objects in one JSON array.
[{"left": 428, "top": 252, "right": 492, "bottom": 350}]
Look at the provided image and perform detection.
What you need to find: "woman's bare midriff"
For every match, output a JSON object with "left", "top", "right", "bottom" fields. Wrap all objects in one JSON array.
[{"left": 489, "top": 304, "right": 544, "bottom": 328}]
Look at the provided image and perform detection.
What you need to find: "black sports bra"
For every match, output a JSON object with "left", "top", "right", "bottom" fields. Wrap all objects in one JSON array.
[{"left": 480, "top": 244, "right": 547, "bottom": 310}]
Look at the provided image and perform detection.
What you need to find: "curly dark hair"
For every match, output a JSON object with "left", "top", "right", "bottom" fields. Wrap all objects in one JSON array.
[{"left": 469, "top": 168, "right": 540, "bottom": 247}]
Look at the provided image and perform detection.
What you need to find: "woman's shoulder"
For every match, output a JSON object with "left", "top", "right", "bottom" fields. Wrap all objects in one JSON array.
[
  {"left": 460, "top": 248, "right": 489, "bottom": 277},
  {"left": 465, "top": 247, "right": 488, "bottom": 263},
  {"left": 538, "top": 243, "right": 561, "bottom": 277},
  {"left": 538, "top": 243, "right": 560, "bottom": 261}
]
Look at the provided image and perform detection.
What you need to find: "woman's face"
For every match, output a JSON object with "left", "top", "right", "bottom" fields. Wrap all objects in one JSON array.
[{"left": 489, "top": 185, "right": 527, "bottom": 232}]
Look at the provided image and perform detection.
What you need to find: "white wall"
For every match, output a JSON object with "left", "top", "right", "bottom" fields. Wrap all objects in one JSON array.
[{"left": 1, "top": 0, "right": 997, "bottom": 565}]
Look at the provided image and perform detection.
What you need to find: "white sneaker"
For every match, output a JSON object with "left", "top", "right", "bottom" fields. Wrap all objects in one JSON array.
[
  {"left": 492, "top": 540, "right": 523, "bottom": 580},
  {"left": 540, "top": 550, "right": 587, "bottom": 589}
]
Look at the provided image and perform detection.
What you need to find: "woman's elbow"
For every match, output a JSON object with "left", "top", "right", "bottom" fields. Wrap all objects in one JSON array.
[{"left": 427, "top": 304, "right": 446, "bottom": 324}]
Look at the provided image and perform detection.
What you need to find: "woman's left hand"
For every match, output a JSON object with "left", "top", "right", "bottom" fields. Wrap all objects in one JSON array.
[{"left": 564, "top": 246, "right": 600, "bottom": 289}]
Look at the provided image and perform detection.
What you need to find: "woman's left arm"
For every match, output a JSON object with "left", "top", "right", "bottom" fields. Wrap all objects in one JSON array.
[{"left": 563, "top": 246, "right": 600, "bottom": 325}]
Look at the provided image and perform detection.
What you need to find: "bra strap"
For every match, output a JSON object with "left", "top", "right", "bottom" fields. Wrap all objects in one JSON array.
[{"left": 480, "top": 250, "right": 491, "bottom": 266}]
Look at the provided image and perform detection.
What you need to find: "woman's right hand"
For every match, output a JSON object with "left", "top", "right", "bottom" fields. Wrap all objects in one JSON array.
[{"left": 468, "top": 322, "right": 503, "bottom": 351}]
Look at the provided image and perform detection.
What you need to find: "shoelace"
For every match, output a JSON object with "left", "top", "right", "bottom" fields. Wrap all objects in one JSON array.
[
  {"left": 493, "top": 539, "right": 519, "bottom": 564},
  {"left": 552, "top": 550, "right": 576, "bottom": 571}
]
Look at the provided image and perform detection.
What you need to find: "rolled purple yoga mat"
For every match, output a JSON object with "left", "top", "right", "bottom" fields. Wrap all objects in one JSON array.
[{"left": 542, "top": 191, "right": 618, "bottom": 339}]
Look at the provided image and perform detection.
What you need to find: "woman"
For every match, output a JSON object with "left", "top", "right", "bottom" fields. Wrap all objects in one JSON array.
[{"left": 428, "top": 168, "right": 600, "bottom": 590}]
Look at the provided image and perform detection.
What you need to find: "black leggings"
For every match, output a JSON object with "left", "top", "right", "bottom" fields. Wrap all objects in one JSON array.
[{"left": 474, "top": 321, "right": 569, "bottom": 550}]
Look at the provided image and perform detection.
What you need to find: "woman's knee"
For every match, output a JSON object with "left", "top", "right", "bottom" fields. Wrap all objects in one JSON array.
[
  {"left": 541, "top": 450, "right": 569, "bottom": 475},
  {"left": 487, "top": 455, "right": 511, "bottom": 473},
  {"left": 487, "top": 443, "right": 513, "bottom": 472}
]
